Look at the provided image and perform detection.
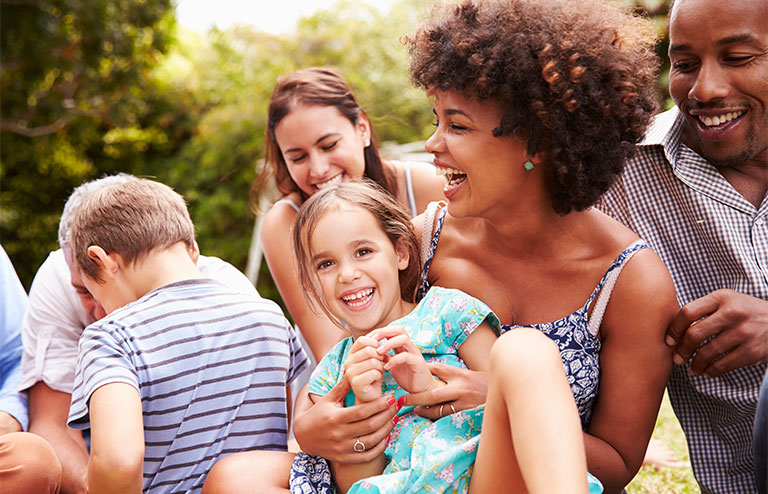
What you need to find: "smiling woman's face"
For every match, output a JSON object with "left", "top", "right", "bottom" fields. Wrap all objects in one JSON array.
[{"left": 274, "top": 103, "right": 370, "bottom": 197}]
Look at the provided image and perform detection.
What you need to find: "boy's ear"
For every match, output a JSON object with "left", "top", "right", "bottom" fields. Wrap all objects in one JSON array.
[
  {"left": 188, "top": 240, "right": 200, "bottom": 264},
  {"left": 86, "top": 246, "right": 119, "bottom": 279},
  {"left": 395, "top": 237, "right": 410, "bottom": 271}
]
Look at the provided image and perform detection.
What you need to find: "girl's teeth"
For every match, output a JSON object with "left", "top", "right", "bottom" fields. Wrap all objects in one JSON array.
[
  {"left": 343, "top": 288, "right": 373, "bottom": 306},
  {"left": 700, "top": 111, "right": 744, "bottom": 127}
]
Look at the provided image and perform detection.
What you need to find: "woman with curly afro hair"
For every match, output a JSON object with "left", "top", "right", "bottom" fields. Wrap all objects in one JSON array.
[
  {"left": 397, "top": 0, "right": 676, "bottom": 492},
  {"left": 204, "top": 1, "right": 679, "bottom": 493}
]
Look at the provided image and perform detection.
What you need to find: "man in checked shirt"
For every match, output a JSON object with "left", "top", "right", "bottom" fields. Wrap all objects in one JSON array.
[{"left": 597, "top": 0, "right": 767, "bottom": 492}]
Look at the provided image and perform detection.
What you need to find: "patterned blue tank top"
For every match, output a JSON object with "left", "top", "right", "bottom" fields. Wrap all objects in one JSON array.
[{"left": 417, "top": 206, "right": 649, "bottom": 429}]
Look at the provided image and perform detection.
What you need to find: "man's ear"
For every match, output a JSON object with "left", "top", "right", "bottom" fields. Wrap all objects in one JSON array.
[
  {"left": 86, "top": 246, "right": 119, "bottom": 280},
  {"left": 395, "top": 237, "right": 410, "bottom": 271}
]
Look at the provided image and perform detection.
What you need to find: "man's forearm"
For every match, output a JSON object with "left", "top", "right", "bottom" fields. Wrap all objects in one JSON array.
[{"left": 30, "top": 421, "right": 89, "bottom": 494}]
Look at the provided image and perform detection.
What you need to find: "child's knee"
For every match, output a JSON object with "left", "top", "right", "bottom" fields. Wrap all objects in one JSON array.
[{"left": 489, "top": 328, "right": 564, "bottom": 386}]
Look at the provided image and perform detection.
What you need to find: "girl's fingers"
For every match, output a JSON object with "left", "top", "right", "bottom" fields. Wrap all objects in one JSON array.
[
  {"left": 368, "top": 325, "right": 408, "bottom": 342},
  {"left": 376, "top": 334, "right": 417, "bottom": 355}
]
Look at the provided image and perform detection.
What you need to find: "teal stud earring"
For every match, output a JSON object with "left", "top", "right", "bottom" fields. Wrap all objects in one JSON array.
[{"left": 523, "top": 160, "right": 534, "bottom": 171}]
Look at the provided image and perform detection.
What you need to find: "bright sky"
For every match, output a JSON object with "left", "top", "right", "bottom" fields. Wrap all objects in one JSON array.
[{"left": 175, "top": 0, "right": 397, "bottom": 34}]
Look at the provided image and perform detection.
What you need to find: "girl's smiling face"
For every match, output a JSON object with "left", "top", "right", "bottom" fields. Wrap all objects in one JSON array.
[
  {"left": 274, "top": 104, "right": 370, "bottom": 198},
  {"left": 309, "top": 205, "right": 412, "bottom": 337}
]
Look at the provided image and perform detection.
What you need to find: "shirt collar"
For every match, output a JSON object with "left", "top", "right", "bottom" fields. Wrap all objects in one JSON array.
[
  {"left": 640, "top": 107, "right": 763, "bottom": 215},
  {"left": 639, "top": 106, "right": 686, "bottom": 169}
]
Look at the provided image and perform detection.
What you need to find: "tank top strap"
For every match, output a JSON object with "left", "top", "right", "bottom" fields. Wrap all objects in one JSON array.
[
  {"left": 273, "top": 198, "right": 300, "bottom": 212},
  {"left": 585, "top": 239, "right": 649, "bottom": 337},
  {"left": 417, "top": 202, "right": 447, "bottom": 300},
  {"left": 404, "top": 162, "right": 418, "bottom": 218}
]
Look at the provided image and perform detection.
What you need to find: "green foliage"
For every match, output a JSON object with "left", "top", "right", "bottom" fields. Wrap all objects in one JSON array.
[
  {"left": 1, "top": 0, "right": 179, "bottom": 285},
  {"left": 2, "top": 0, "right": 674, "bottom": 302}
]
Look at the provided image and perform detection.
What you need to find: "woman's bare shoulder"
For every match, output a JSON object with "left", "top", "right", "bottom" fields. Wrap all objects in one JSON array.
[
  {"left": 395, "top": 160, "right": 446, "bottom": 213},
  {"left": 260, "top": 193, "right": 301, "bottom": 245}
]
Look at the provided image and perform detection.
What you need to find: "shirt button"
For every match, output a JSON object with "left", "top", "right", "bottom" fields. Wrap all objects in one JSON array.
[{"left": 756, "top": 218, "right": 764, "bottom": 227}]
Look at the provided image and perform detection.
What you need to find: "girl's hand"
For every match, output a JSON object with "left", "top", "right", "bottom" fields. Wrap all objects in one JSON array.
[
  {"left": 293, "top": 375, "right": 397, "bottom": 464},
  {"left": 369, "top": 326, "right": 440, "bottom": 394},
  {"left": 346, "top": 335, "right": 385, "bottom": 403},
  {"left": 398, "top": 362, "right": 488, "bottom": 420}
]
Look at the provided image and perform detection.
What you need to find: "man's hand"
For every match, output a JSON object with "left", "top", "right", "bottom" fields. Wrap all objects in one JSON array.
[{"left": 666, "top": 289, "right": 768, "bottom": 377}]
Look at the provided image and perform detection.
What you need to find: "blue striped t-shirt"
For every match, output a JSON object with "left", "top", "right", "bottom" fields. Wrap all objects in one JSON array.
[{"left": 68, "top": 278, "right": 308, "bottom": 493}]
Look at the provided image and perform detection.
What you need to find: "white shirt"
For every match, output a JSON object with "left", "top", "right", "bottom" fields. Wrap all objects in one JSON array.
[{"left": 19, "top": 249, "right": 259, "bottom": 394}]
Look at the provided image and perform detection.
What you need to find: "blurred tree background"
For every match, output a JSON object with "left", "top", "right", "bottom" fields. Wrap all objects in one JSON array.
[{"left": 1, "top": 0, "right": 674, "bottom": 304}]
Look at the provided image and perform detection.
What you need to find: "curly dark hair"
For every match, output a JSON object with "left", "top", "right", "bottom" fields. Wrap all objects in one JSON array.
[{"left": 404, "top": 0, "right": 660, "bottom": 214}]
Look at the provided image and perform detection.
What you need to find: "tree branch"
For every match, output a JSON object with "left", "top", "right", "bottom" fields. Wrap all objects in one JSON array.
[{"left": 0, "top": 115, "right": 72, "bottom": 137}]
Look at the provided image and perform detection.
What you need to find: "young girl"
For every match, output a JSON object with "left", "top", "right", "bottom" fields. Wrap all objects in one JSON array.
[{"left": 287, "top": 180, "right": 601, "bottom": 494}]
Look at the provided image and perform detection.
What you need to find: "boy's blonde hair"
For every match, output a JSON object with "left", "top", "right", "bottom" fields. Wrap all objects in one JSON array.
[
  {"left": 292, "top": 180, "right": 421, "bottom": 329},
  {"left": 71, "top": 179, "right": 196, "bottom": 282}
]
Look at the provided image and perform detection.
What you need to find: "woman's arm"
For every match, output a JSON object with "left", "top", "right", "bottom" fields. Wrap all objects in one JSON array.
[
  {"left": 293, "top": 376, "right": 397, "bottom": 464},
  {"left": 583, "top": 250, "right": 676, "bottom": 493},
  {"left": 260, "top": 202, "right": 345, "bottom": 360}
]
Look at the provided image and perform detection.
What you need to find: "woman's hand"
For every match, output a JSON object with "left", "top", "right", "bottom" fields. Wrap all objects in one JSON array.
[
  {"left": 346, "top": 336, "right": 385, "bottom": 403},
  {"left": 293, "top": 375, "right": 397, "bottom": 464},
  {"left": 369, "top": 326, "right": 439, "bottom": 394},
  {"left": 399, "top": 362, "right": 488, "bottom": 420}
]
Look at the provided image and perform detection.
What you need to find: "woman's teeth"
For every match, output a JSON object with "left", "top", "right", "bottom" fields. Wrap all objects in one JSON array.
[
  {"left": 316, "top": 174, "right": 343, "bottom": 190},
  {"left": 342, "top": 288, "right": 373, "bottom": 307},
  {"left": 699, "top": 111, "right": 744, "bottom": 127},
  {"left": 435, "top": 166, "right": 467, "bottom": 189}
]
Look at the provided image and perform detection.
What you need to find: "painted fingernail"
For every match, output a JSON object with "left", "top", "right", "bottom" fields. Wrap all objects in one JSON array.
[
  {"left": 392, "top": 415, "right": 400, "bottom": 425},
  {"left": 386, "top": 395, "right": 396, "bottom": 406},
  {"left": 673, "top": 353, "right": 684, "bottom": 366},
  {"left": 665, "top": 335, "right": 676, "bottom": 346},
  {"left": 397, "top": 396, "right": 406, "bottom": 408}
]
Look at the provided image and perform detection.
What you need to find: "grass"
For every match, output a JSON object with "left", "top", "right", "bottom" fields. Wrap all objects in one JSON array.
[{"left": 626, "top": 392, "right": 700, "bottom": 493}]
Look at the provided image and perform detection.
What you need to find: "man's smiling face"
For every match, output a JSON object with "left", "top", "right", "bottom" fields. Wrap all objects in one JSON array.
[{"left": 668, "top": 0, "right": 768, "bottom": 169}]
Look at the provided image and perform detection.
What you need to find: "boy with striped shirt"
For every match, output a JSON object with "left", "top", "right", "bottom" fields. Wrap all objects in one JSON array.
[{"left": 66, "top": 179, "right": 308, "bottom": 494}]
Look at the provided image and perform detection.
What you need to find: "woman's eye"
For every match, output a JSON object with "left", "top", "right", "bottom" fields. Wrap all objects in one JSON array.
[
  {"left": 450, "top": 124, "right": 468, "bottom": 131},
  {"left": 289, "top": 154, "right": 307, "bottom": 164},
  {"left": 321, "top": 141, "right": 338, "bottom": 151}
]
